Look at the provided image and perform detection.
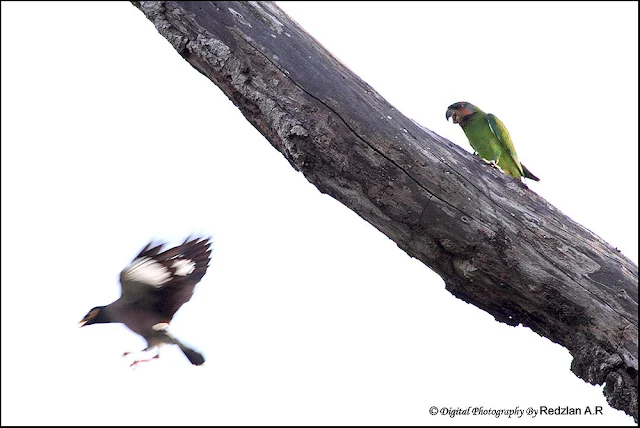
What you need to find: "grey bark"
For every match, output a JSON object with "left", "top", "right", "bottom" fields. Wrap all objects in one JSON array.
[{"left": 132, "top": 1, "right": 638, "bottom": 421}]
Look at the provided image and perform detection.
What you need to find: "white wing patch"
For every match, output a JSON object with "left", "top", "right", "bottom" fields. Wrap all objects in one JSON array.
[
  {"left": 122, "top": 257, "right": 172, "bottom": 288},
  {"left": 152, "top": 322, "right": 170, "bottom": 331},
  {"left": 172, "top": 258, "right": 195, "bottom": 276}
]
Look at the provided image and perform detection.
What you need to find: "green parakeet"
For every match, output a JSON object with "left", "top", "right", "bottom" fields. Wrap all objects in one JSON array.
[{"left": 446, "top": 102, "right": 539, "bottom": 181}]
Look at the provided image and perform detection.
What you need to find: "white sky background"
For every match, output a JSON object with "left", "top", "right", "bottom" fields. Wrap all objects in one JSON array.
[{"left": 1, "top": 1, "right": 637, "bottom": 426}]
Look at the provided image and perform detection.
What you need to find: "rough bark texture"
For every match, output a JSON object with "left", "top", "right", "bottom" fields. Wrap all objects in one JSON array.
[{"left": 132, "top": 1, "right": 638, "bottom": 421}]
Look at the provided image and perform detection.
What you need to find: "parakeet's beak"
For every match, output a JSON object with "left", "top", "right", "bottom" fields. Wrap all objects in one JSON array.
[{"left": 446, "top": 108, "right": 460, "bottom": 124}]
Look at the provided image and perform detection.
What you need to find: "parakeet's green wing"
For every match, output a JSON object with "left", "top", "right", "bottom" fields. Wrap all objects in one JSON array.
[{"left": 486, "top": 114, "right": 524, "bottom": 176}]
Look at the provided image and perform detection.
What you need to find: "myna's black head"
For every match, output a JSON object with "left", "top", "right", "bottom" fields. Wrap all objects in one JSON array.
[{"left": 79, "top": 306, "right": 109, "bottom": 327}]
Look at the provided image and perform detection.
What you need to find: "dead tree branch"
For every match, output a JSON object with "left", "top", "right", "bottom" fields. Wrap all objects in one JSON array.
[{"left": 131, "top": 1, "right": 637, "bottom": 420}]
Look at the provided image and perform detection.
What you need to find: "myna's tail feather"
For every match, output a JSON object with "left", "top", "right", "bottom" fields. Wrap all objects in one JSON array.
[{"left": 178, "top": 344, "right": 205, "bottom": 365}]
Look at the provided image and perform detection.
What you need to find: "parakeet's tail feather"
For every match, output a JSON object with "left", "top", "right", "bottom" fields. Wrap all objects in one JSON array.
[{"left": 522, "top": 164, "right": 540, "bottom": 181}]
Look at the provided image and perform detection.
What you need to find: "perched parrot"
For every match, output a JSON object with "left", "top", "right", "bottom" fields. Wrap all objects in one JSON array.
[{"left": 446, "top": 102, "right": 539, "bottom": 181}]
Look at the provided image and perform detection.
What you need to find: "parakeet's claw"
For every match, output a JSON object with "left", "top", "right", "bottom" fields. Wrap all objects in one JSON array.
[{"left": 481, "top": 158, "right": 499, "bottom": 169}]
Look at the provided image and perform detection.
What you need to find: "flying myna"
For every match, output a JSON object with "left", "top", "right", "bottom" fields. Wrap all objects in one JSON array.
[{"left": 80, "top": 236, "right": 212, "bottom": 366}]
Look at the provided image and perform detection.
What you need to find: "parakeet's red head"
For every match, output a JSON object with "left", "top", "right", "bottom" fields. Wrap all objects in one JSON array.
[{"left": 446, "top": 102, "right": 480, "bottom": 125}]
